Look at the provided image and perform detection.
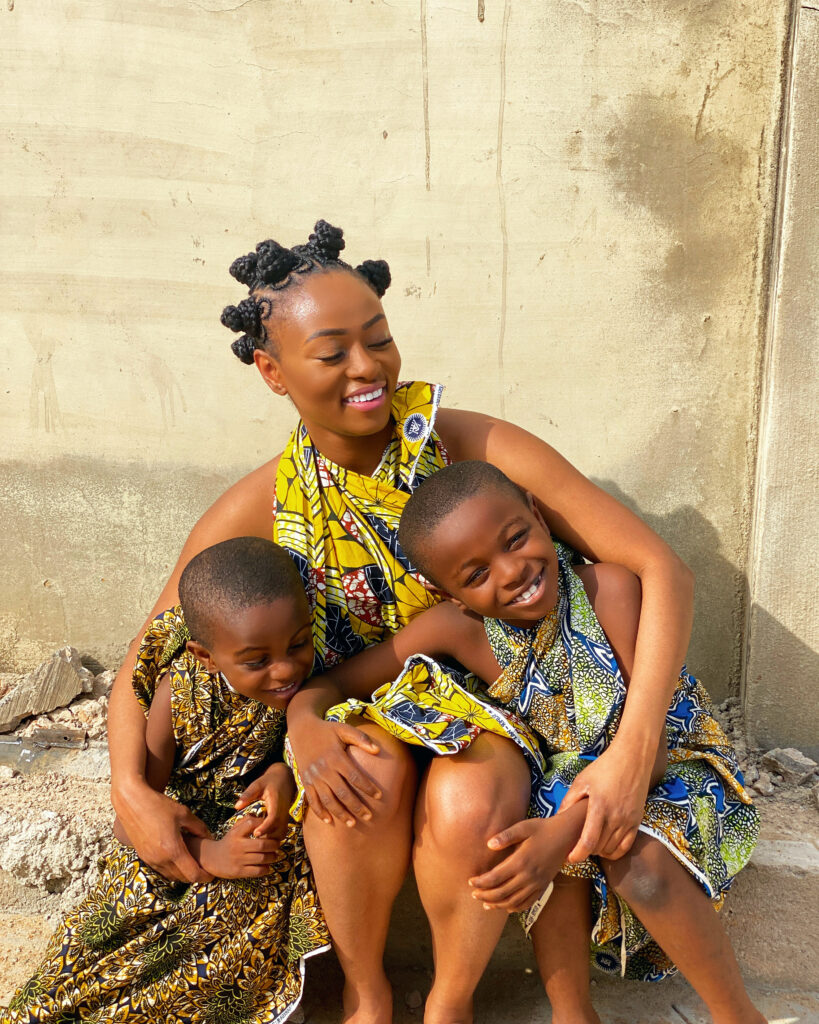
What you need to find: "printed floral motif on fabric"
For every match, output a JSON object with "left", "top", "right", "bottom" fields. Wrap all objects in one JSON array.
[
  {"left": 482, "top": 543, "right": 760, "bottom": 981},
  {"left": 3, "top": 608, "right": 329, "bottom": 1024}
]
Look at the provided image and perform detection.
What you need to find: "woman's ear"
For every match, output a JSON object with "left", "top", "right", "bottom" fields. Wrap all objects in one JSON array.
[
  {"left": 254, "top": 348, "right": 288, "bottom": 396},
  {"left": 186, "top": 639, "right": 219, "bottom": 674}
]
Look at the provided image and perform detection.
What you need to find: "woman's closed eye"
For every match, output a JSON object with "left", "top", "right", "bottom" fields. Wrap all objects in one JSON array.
[
  {"left": 316, "top": 350, "right": 344, "bottom": 364},
  {"left": 368, "top": 336, "right": 394, "bottom": 350}
]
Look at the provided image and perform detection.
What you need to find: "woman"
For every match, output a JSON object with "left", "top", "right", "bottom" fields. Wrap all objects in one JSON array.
[{"left": 109, "top": 221, "right": 694, "bottom": 1024}]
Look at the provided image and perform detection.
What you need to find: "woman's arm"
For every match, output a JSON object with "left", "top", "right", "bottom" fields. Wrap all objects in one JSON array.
[
  {"left": 108, "top": 456, "right": 281, "bottom": 882},
  {"left": 113, "top": 674, "right": 176, "bottom": 845},
  {"left": 436, "top": 409, "right": 694, "bottom": 861}
]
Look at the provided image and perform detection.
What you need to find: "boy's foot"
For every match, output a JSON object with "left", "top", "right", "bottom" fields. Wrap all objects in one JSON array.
[{"left": 341, "top": 976, "right": 393, "bottom": 1024}]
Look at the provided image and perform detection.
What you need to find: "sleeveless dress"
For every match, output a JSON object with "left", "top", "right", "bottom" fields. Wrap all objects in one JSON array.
[
  {"left": 3, "top": 608, "right": 329, "bottom": 1024},
  {"left": 483, "top": 543, "right": 760, "bottom": 981},
  {"left": 273, "top": 381, "right": 549, "bottom": 819}
]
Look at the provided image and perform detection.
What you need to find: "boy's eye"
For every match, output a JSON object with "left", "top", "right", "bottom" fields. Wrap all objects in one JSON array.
[
  {"left": 288, "top": 639, "right": 309, "bottom": 653},
  {"left": 507, "top": 529, "right": 527, "bottom": 549},
  {"left": 465, "top": 567, "right": 488, "bottom": 586},
  {"left": 243, "top": 656, "right": 268, "bottom": 670}
]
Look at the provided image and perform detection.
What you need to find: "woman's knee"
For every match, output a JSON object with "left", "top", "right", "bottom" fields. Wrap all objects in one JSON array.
[
  {"left": 420, "top": 734, "right": 530, "bottom": 850},
  {"left": 601, "top": 836, "right": 675, "bottom": 909}
]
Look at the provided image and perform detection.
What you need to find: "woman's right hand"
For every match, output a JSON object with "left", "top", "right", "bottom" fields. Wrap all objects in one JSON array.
[
  {"left": 290, "top": 718, "right": 383, "bottom": 827},
  {"left": 112, "top": 780, "right": 213, "bottom": 883}
]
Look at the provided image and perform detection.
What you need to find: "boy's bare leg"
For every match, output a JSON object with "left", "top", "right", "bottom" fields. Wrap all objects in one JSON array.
[
  {"left": 602, "top": 834, "right": 766, "bottom": 1024},
  {"left": 303, "top": 720, "right": 418, "bottom": 1024},
  {"left": 412, "top": 733, "right": 531, "bottom": 1024},
  {"left": 530, "top": 875, "right": 601, "bottom": 1024}
]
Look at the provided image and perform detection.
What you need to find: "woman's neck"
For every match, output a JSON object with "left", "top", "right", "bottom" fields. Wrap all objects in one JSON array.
[{"left": 305, "top": 420, "right": 395, "bottom": 476}]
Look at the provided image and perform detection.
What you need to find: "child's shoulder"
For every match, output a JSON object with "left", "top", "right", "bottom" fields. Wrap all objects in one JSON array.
[{"left": 572, "top": 562, "right": 641, "bottom": 679}]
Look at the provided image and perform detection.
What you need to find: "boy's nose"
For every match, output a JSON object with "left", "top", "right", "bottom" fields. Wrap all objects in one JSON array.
[{"left": 497, "top": 556, "right": 527, "bottom": 590}]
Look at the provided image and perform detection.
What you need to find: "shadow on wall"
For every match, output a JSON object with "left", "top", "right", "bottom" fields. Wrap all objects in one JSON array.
[
  {"left": 592, "top": 479, "right": 748, "bottom": 700},
  {"left": 744, "top": 603, "right": 819, "bottom": 760}
]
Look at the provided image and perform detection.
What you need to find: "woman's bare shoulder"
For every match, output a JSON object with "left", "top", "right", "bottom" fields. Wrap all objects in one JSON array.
[{"left": 194, "top": 455, "right": 281, "bottom": 542}]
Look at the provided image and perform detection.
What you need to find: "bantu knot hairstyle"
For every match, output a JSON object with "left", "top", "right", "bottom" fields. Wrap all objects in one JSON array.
[
  {"left": 398, "top": 461, "right": 528, "bottom": 588},
  {"left": 221, "top": 220, "right": 392, "bottom": 363},
  {"left": 178, "top": 537, "right": 308, "bottom": 649}
]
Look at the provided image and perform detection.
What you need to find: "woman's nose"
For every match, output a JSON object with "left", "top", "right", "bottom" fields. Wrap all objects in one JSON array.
[{"left": 346, "top": 341, "right": 379, "bottom": 378}]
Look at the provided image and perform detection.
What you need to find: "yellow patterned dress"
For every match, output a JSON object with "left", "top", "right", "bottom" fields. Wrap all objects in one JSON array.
[
  {"left": 273, "top": 381, "right": 549, "bottom": 823},
  {"left": 3, "top": 608, "right": 329, "bottom": 1024}
]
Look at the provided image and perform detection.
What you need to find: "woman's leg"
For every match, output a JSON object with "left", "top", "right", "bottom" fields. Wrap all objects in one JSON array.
[
  {"left": 602, "top": 834, "right": 766, "bottom": 1024},
  {"left": 413, "top": 733, "right": 531, "bottom": 1024},
  {"left": 530, "top": 875, "right": 601, "bottom": 1024},
  {"left": 303, "top": 719, "right": 418, "bottom": 1024}
]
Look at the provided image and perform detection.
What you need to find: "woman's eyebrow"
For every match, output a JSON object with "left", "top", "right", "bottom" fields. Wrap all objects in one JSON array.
[{"left": 304, "top": 313, "right": 385, "bottom": 343}]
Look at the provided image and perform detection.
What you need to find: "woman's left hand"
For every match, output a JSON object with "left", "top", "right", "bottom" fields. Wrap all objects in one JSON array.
[
  {"left": 235, "top": 763, "right": 295, "bottom": 842},
  {"left": 560, "top": 741, "right": 652, "bottom": 862}
]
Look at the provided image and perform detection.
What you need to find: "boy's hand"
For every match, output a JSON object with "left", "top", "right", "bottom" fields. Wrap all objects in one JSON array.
[
  {"left": 561, "top": 741, "right": 651, "bottom": 862},
  {"left": 468, "top": 818, "right": 567, "bottom": 913},
  {"left": 289, "top": 718, "right": 382, "bottom": 827},
  {"left": 235, "top": 763, "right": 295, "bottom": 842},
  {"left": 197, "top": 816, "right": 280, "bottom": 879}
]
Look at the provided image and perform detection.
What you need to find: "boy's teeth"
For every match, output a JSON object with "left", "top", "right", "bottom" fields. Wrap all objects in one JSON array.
[
  {"left": 517, "top": 577, "right": 540, "bottom": 602},
  {"left": 346, "top": 387, "right": 384, "bottom": 404}
]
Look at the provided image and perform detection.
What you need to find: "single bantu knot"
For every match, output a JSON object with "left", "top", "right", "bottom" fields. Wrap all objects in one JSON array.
[
  {"left": 220, "top": 297, "right": 260, "bottom": 336},
  {"left": 255, "top": 239, "right": 301, "bottom": 285},
  {"left": 229, "top": 252, "right": 258, "bottom": 287},
  {"left": 356, "top": 259, "right": 391, "bottom": 298},
  {"left": 231, "top": 334, "right": 257, "bottom": 365},
  {"left": 308, "top": 220, "right": 346, "bottom": 262}
]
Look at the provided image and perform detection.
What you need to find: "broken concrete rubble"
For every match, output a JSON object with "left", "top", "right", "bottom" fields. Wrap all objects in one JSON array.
[
  {"left": 760, "top": 746, "right": 818, "bottom": 786},
  {"left": 0, "top": 648, "right": 93, "bottom": 733}
]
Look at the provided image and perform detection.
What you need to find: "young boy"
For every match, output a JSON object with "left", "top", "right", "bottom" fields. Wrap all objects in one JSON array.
[
  {"left": 4, "top": 538, "right": 329, "bottom": 1024},
  {"left": 292, "top": 462, "right": 762, "bottom": 1024}
]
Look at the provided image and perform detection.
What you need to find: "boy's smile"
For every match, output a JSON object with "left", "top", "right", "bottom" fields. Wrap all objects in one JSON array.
[
  {"left": 188, "top": 596, "right": 314, "bottom": 710},
  {"left": 428, "top": 489, "right": 560, "bottom": 628}
]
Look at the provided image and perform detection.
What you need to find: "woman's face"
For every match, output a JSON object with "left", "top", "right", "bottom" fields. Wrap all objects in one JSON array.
[{"left": 255, "top": 270, "right": 401, "bottom": 453}]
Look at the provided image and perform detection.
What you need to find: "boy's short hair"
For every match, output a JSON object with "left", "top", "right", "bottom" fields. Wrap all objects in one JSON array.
[
  {"left": 398, "top": 461, "right": 527, "bottom": 587},
  {"left": 178, "top": 537, "right": 306, "bottom": 646}
]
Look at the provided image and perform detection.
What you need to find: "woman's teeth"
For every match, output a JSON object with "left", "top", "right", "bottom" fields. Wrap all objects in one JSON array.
[{"left": 345, "top": 386, "right": 384, "bottom": 404}]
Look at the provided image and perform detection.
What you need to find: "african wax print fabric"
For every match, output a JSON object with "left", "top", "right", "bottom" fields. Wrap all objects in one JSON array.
[
  {"left": 3, "top": 608, "right": 329, "bottom": 1024},
  {"left": 272, "top": 381, "right": 551, "bottom": 824},
  {"left": 483, "top": 543, "right": 760, "bottom": 981},
  {"left": 273, "top": 380, "right": 449, "bottom": 671}
]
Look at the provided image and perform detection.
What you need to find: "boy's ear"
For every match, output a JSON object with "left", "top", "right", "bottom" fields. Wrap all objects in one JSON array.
[
  {"left": 526, "top": 491, "right": 551, "bottom": 534},
  {"left": 186, "top": 639, "right": 219, "bottom": 673},
  {"left": 422, "top": 579, "right": 469, "bottom": 612}
]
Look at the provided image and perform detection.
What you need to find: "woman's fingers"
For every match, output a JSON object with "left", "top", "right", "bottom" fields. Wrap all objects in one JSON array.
[
  {"left": 599, "top": 826, "right": 639, "bottom": 861},
  {"left": 309, "top": 775, "right": 371, "bottom": 826},
  {"left": 234, "top": 779, "right": 263, "bottom": 808},
  {"left": 566, "top": 802, "right": 605, "bottom": 863}
]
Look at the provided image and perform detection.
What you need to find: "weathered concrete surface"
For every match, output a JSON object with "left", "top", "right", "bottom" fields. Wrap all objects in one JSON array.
[
  {"left": 0, "top": 1, "right": 794, "bottom": 713},
  {"left": 745, "top": 5, "right": 819, "bottom": 759},
  {"left": 0, "top": 646, "right": 91, "bottom": 732}
]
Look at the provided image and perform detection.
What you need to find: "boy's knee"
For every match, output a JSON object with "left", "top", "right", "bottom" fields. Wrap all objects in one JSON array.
[
  {"left": 602, "top": 841, "right": 674, "bottom": 909},
  {"left": 422, "top": 736, "right": 530, "bottom": 851}
]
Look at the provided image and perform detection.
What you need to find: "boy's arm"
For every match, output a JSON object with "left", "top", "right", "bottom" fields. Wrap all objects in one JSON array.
[
  {"left": 113, "top": 675, "right": 176, "bottom": 845},
  {"left": 286, "top": 600, "right": 493, "bottom": 827}
]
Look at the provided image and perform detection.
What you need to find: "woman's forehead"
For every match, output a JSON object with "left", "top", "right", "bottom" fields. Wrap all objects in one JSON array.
[{"left": 272, "top": 270, "right": 384, "bottom": 340}]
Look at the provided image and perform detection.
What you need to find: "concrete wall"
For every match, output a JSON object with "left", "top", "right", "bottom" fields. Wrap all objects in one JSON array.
[
  {"left": 0, "top": 3, "right": 803, "bottom": 730},
  {"left": 744, "top": 3, "right": 819, "bottom": 758}
]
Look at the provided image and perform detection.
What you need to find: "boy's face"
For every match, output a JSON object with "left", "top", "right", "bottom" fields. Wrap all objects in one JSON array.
[
  {"left": 428, "top": 488, "right": 560, "bottom": 628},
  {"left": 188, "top": 595, "right": 314, "bottom": 710}
]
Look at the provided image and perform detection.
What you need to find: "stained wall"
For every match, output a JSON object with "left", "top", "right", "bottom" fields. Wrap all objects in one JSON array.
[{"left": 0, "top": 2, "right": 805, "bottom": 735}]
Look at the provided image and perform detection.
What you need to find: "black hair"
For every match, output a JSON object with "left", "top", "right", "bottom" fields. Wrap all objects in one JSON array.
[
  {"left": 398, "top": 461, "right": 528, "bottom": 587},
  {"left": 178, "top": 537, "right": 307, "bottom": 647},
  {"left": 221, "top": 220, "right": 392, "bottom": 364}
]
